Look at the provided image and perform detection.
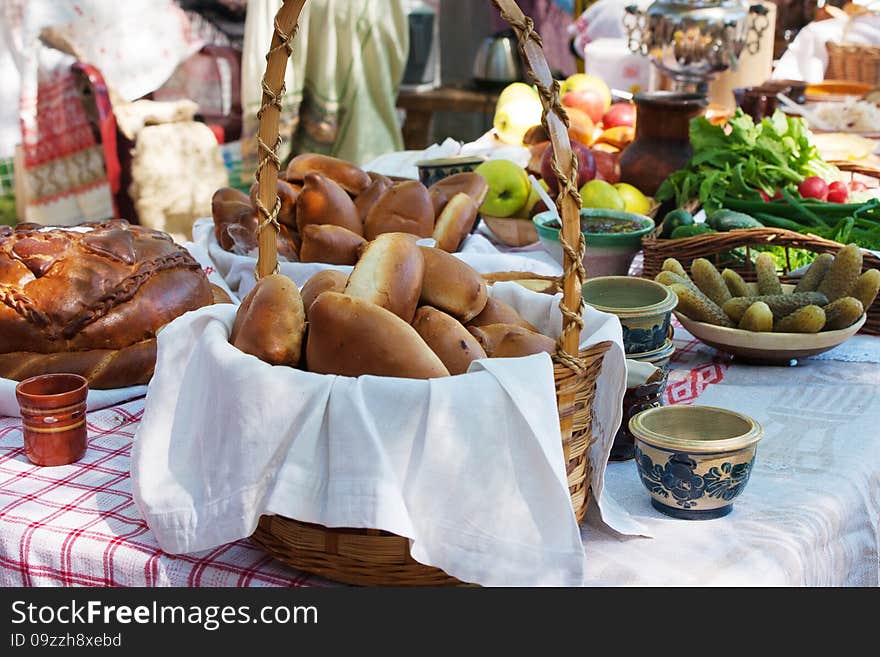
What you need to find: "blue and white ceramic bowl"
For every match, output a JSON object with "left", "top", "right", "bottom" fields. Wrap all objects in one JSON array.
[
  {"left": 628, "top": 337, "right": 675, "bottom": 374},
  {"left": 415, "top": 156, "right": 486, "bottom": 189},
  {"left": 582, "top": 276, "right": 678, "bottom": 355},
  {"left": 629, "top": 405, "right": 763, "bottom": 520}
]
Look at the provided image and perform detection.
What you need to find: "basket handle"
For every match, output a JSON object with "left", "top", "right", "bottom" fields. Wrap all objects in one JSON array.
[{"left": 255, "top": 0, "right": 586, "bottom": 368}]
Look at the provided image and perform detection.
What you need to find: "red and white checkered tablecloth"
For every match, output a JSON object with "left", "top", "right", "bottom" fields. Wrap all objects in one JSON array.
[{"left": 0, "top": 323, "right": 722, "bottom": 588}]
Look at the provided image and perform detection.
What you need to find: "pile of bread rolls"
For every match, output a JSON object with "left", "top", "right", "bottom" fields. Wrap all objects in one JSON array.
[
  {"left": 212, "top": 153, "right": 490, "bottom": 263},
  {"left": 230, "top": 232, "right": 558, "bottom": 378}
]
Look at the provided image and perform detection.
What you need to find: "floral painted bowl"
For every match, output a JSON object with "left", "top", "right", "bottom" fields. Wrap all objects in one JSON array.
[
  {"left": 582, "top": 276, "right": 678, "bottom": 355},
  {"left": 629, "top": 405, "right": 763, "bottom": 520}
]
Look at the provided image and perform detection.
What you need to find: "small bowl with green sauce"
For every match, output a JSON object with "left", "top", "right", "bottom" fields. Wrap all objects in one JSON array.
[{"left": 532, "top": 209, "right": 655, "bottom": 278}]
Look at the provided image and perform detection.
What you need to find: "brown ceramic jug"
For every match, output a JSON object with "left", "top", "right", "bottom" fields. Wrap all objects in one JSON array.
[{"left": 618, "top": 92, "right": 709, "bottom": 197}]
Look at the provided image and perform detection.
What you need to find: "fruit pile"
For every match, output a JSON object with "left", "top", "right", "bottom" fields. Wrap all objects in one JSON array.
[
  {"left": 491, "top": 75, "right": 650, "bottom": 219},
  {"left": 655, "top": 246, "right": 880, "bottom": 333}
]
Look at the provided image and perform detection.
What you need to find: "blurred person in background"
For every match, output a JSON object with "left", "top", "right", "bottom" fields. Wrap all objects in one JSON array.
[{"left": 240, "top": 0, "right": 409, "bottom": 171}]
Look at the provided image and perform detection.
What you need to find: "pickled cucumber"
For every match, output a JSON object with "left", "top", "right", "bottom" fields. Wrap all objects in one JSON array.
[
  {"left": 818, "top": 243, "right": 863, "bottom": 302},
  {"left": 823, "top": 297, "right": 864, "bottom": 331},
  {"left": 691, "top": 258, "right": 732, "bottom": 306},
  {"left": 722, "top": 269, "right": 750, "bottom": 298},
  {"left": 773, "top": 305, "right": 826, "bottom": 333},
  {"left": 850, "top": 268, "right": 880, "bottom": 310},
  {"left": 794, "top": 253, "right": 834, "bottom": 293},
  {"left": 661, "top": 258, "right": 689, "bottom": 280},
  {"left": 738, "top": 302, "right": 773, "bottom": 332},
  {"left": 755, "top": 252, "right": 783, "bottom": 296},
  {"left": 655, "top": 270, "right": 700, "bottom": 294},
  {"left": 669, "top": 283, "right": 735, "bottom": 327},
  {"left": 722, "top": 291, "right": 829, "bottom": 323}
]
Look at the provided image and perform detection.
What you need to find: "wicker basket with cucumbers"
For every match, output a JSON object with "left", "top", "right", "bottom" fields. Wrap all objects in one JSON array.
[{"left": 654, "top": 245, "right": 879, "bottom": 363}]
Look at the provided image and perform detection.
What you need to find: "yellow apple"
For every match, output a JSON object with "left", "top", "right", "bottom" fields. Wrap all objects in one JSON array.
[{"left": 493, "top": 84, "right": 543, "bottom": 146}]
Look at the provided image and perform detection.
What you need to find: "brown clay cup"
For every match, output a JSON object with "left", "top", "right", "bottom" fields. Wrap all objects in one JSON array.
[{"left": 15, "top": 373, "right": 89, "bottom": 467}]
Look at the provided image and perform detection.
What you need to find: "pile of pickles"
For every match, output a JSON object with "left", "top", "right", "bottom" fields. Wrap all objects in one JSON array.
[{"left": 655, "top": 245, "right": 880, "bottom": 333}]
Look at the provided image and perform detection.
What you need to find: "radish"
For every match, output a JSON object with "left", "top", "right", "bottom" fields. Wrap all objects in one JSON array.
[
  {"left": 827, "top": 181, "right": 848, "bottom": 203},
  {"left": 849, "top": 180, "right": 868, "bottom": 192},
  {"left": 798, "top": 176, "right": 829, "bottom": 201}
]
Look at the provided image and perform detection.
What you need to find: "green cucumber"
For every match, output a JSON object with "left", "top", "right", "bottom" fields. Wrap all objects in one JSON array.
[
  {"left": 660, "top": 209, "right": 694, "bottom": 238},
  {"left": 671, "top": 224, "right": 716, "bottom": 239},
  {"left": 707, "top": 209, "right": 763, "bottom": 231}
]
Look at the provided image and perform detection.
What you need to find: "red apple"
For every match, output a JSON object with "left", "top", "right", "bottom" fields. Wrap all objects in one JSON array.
[
  {"left": 562, "top": 89, "right": 606, "bottom": 124},
  {"left": 591, "top": 149, "right": 620, "bottom": 185},
  {"left": 541, "top": 140, "right": 596, "bottom": 194},
  {"left": 601, "top": 102, "right": 636, "bottom": 129}
]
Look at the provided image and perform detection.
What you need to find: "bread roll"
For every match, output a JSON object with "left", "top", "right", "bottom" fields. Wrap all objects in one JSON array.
[
  {"left": 306, "top": 292, "right": 449, "bottom": 379},
  {"left": 249, "top": 179, "right": 301, "bottom": 230},
  {"left": 231, "top": 274, "right": 305, "bottom": 367},
  {"left": 432, "top": 192, "right": 479, "bottom": 253},
  {"left": 285, "top": 153, "right": 371, "bottom": 195},
  {"left": 300, "top": 269, "right": 348, "bottom": 317},
  {"left": 367, "top": 171, "right": 393, "bottom": 186},
  {"left": 299, "top": 224, "right": 366, "bottom": 265},
  {"left": 411, "top": 306, "right": 486, "bottom": 375},
  {"left": 212, "top": 187, "right": 253, "bottom": 248},
  {"left": 344, "top": 232, "right": 424, "bottom": 322},
  {"left": 468, "top": 323, "right": 555, "bottom": 358},
  {"left": 296, "top": 172, "right": 363, "bottom": 237},
  {"left": 467, "top": 296, "right": 538, "bottom": 332},
  {"left": 211, "top": 284, "right": 235, "bottom": 305},
  {"left": 364, "top": 180, "right": 434, "bottom": 240},
  {"left": 354, "top": 177, "right": 390, "bottom": 224},
  {"left": 419, "top": 246, "right": 488, "bottom": 323},
  {"left": 428, "top": 172, "right": 490, "bottom": 216}
]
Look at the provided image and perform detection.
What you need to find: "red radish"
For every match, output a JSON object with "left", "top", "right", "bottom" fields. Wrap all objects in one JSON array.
[
  {"left": 798, "top": 176, "right": 829, "bottom": 201},
  {"left": 849, "top": 180, "right": 868, "bottom": 192},
  {"left": 827, "top": 181, "right": 848, "bottom": 203},
  {"left": 758, "top": 189, "right": 770, "bottom": 202},
  {"left": 772, "top": 190, "right": 783, "bottom": 200}
]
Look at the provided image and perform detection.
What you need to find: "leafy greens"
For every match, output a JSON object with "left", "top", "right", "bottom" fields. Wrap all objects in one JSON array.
[{"left": 656, "top": 109, "right": 839, "bottom": 214}]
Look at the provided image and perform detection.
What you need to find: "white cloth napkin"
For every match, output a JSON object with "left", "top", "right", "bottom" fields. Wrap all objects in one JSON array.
[
  {"left": 191, "top": 217, "right": 563, "bottom": 295},
  {"left": 131, "top": 282, "right": 629, "bottom": 586},
  {"left": 0, "top": 241, "right": 230, "bottom": 418}
]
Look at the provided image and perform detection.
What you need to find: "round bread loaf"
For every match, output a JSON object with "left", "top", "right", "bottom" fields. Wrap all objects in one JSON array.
[
  {"left": 296, "top": 172, "right": 363, "bottom": 237},
  {"left": 467, "top": 323, "right": 555, "bottom": 358},
  {"left": 344, "top": 233, "right": 424, "bottom": 323},
  {"left": 299, "top": 224, "right": 366, "bottom": 265},
  {"left": 428, "top": 172, "right": 489, "bottom": 216},
  {"left": 306, "top": 292, "right": 449, "bottom": 379},
  {"left": 363, "top": 180, "right": 434, "bottom": 240},
  {"left": 249, "top": 179, "right": 301, "bottom": 230},
  {"left": 354, "top": 177, "right": 391, "bottom": 224},
  {"left": 231, "top": 274, "right": 305, "bottom": 367},
  {"left": 300, "top": 269, "right": 348, "bottom": 318},
  {"left": 419, "top": 246, "right": 487, "bottom": 323},
  {"left": 0, "top": 220, "right": 214, "bottom": 387},
  {"left": 285, "top": 153, "right": 371, "bottom": 195},
  {"left": 467, "top": 296, "right": 538, "bottom": 332},
  {"left": 411, "top": 306, "right": 486, "bottom": 375},
  {"left": 432, "top": 192, "right": 479, "bottom": 253}
]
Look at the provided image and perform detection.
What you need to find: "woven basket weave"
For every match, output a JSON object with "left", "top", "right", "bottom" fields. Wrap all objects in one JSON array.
[
  {"left": 246, "top": 0, "right": 611, "bottom": 586},
  {"left": 825, "top": 42, "right": 880, "bottom": 86}
]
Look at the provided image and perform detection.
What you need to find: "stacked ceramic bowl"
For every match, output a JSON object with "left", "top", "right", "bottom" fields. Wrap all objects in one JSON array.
[{"left": 582, "top": 276, "right": 678, "bottom": 372}]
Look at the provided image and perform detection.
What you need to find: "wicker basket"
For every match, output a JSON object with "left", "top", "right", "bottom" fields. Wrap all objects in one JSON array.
[
  {"left": 247, "top": 0, "right": 611, "bottom": 586},
  {"left": 641, "top": 227, "right": 880, "bottom": 336},
  {"left": 825, "top": 42, "right": 880, "bottom": 87}
]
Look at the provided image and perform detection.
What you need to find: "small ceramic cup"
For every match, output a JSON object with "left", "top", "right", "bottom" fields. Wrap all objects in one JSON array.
[
  {"left": 415, "top": 156, "right": 486, "bottom": 189},
  {"left": 629, "top": 405, "right": 763, "bottom": 520},
  {"left": 581, "top": 276, "right": 678, "bottom": 354},
  {"left": 15, "top": 373, "right": 89, "bottom": 467},
  {"left": 610, "top": 368, "right": 668, "bottom": 462},
  {"left": 627, "top": 338, "right": 676, "bottom": 374}
]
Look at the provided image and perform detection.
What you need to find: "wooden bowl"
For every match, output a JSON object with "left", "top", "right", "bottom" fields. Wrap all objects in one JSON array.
[{"left": 481, "top": 215, "right": 539, "bottom": 247}]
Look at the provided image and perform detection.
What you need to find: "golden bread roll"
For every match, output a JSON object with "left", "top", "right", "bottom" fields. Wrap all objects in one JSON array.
[
  {"left": 230, "top": 274, "right": 305, "bottom": 367},
  {"left": 419, "top": 246, "right": 488, "bottom": 323},
  {"left": 300, "top": 269, "right": 348, "bottom": 317},
  {"left": 467, "top": 296, "right": 538, "bottom": 332},
  {"left": 354, "top": 177, "right": 391, "bottom": 224},
  {"left": 212, "top": 187, "right": 252, "bottom": 246},
  {"left": 428, "top": 172, "right": 490, "bottom": 216},
  {"left": 249, "top": 179, "right": 301, "bottom": 230},
  {"left": 211, "top": 284, "right": 235, "bottom": 304},
  {"left": 367, "top": 171, "right": 393, "bottom": 186},
  {"left": 296, "top": 172, "right": 363, "bottom": 237},
  {"left": 285, "top": 153, "right": 371, "bottom": 195},
  {"left": 467, "top": 323, "right": 555, "bottom": 358},
  {"left": 344, "top": 232, "right": 424, "bottom": 322},
  {"left": 432, "top": 192, "right": 479, "bottom": 253},
  {"left": 306, "top": 292, "right": 450, "bottom": 379},
  {"left": 411, "top": 306, "right": 487, "bottom": 375},
  {"left": 364, "top": 180, "right": 434, "bottom": 240},
  {"left": 299, "top": 224, "right": 367, "bottom": 265}
]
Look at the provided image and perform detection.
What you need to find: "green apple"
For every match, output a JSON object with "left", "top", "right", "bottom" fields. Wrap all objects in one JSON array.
[
  {"left": 521, "top": 178, "right": 549, "bottom": 217},
  {"left": 475, "top": 159, "right": 531, "bottom": 218},
  {"left": 493, "top": 85, "right": 543, "bottom": 146}
]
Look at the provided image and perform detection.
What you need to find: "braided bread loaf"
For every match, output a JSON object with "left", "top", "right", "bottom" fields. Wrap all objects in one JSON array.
[{"left": 0, "top": 220, "right": 214, "bottom": 388}]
